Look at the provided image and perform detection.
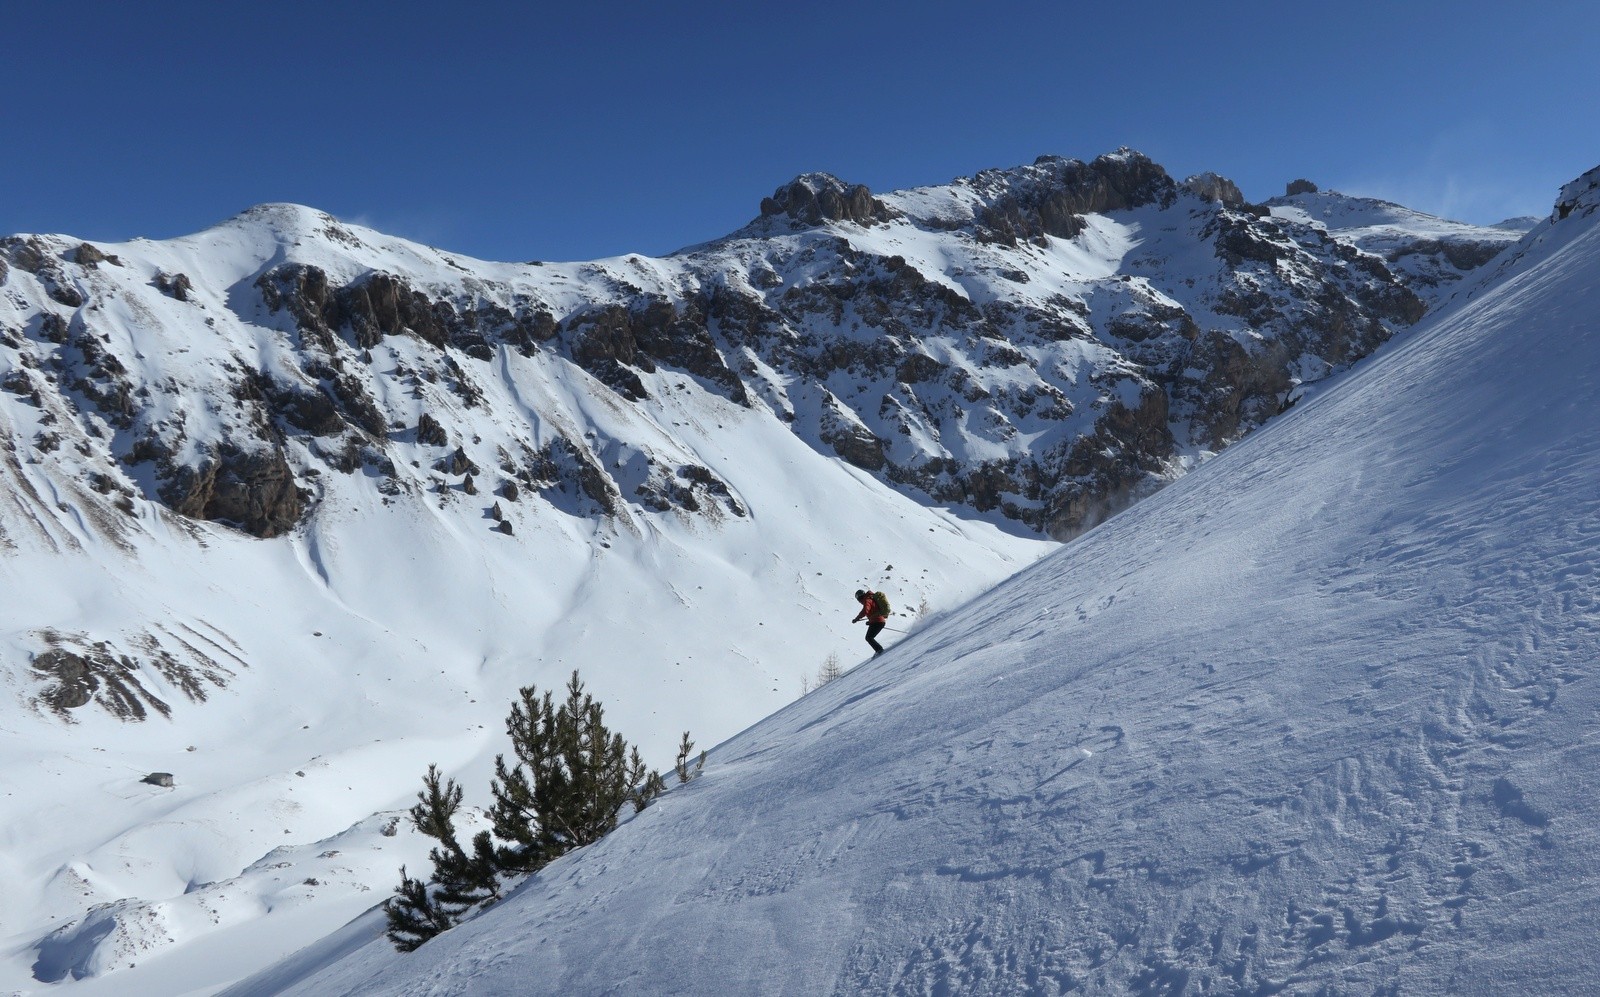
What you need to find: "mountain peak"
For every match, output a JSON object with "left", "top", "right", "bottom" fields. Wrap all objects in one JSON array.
[
  {"left": 222, "top": 202, "right": 340, "bottom": 236},
  {"left": 757, "top": 172, "right": 895, "bottom": 227}
]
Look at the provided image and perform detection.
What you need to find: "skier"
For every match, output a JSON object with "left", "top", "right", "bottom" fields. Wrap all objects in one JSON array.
[{"left": 852, "top": 589, "right": 890, "bottom": 656}]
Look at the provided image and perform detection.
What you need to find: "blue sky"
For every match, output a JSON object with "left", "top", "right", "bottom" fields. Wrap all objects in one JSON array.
[{"left": 4, "top": 1, "right": 1595, "bottom": 262}]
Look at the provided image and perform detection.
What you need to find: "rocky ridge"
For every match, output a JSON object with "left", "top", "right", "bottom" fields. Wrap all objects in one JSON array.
[{"left": 0, "top": 151, "right": 1529, "bottom": 553}]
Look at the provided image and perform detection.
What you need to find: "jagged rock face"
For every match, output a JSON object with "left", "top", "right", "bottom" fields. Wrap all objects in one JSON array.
[
  {"left": 972, "top": 151, "right": 1178, "bottom": 245},
  {"left": 158, "top": 444, "right": 304, "bottom": 538},
  {"left": 760, "top": 174, "right": 894, "bottom": 227},
  {"left": 1184, "top": 172, "right": 1247, "bottom": 208},
  {"left": 0, "top": 151, "right": 1523, "bottom": 543}
]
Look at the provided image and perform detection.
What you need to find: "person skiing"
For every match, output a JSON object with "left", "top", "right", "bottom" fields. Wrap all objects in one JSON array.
[{"left": 852, "top": 589, "right": 889, "bottom": 656}]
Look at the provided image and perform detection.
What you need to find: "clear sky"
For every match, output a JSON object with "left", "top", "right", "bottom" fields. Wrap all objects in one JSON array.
[{"left": 4, "top": 1, "right": 1596, "bottom": 263}]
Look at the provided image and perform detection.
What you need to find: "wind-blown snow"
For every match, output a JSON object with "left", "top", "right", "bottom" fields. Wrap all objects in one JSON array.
[{"left": 237, "top": 182, "right": 1600, "bottom": 993}]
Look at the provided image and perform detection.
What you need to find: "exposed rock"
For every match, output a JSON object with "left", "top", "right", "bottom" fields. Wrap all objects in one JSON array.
[
  {"left": 760, "top": 173, "right": 895, "bottom": 227},
  {"left": 156, "top": 271, "right": 193, "bottom": 301},
  {"left": 495, "top": 520, "right": 514, "bottom": 535},
  {"left": 2, "top": 369, "right": 33, "bottom": 396},
  {"left": 1184, "top": 172, "right": 1247, "bottom": 207},
  {"left": 39, "top": 313, "right": 69, "bottom": 344},
  {"left": 257, "top": 263, "right": 339, "bottom": 354},
  {"left": 462, "top": 473, "right": 477, "bottom": 495},
  {"left": 820, "top": 396, "right": 886, "bottom": 471},
  {"left": 74, "top": 243, "right": 110, "bottom": 268},
  {"left": 329, "top": 374, "right": 388, "bottom": 439},
  {"left": 1286, "top": 178, "right": 1319, "bottom": 196},
  {"left": 533, "top": 437, "right": 620, "bottom": 517},
  {"left": 158, "top": 444, "right": 304, "bottom": 538},
  {"left": 435, "top": 447, "right": 478, "bottom": 477},
  {"left": 627, "top": 297, "right": 749, "bottom": 404},
  {"left": 141, "top": 772, "right": 175, "bottom": 788},
  {"left": 255, "top": 375, "right": 345, "bottom": 436},
  {"left": 3, "top": 236, "right": 52, "bottom": 274},
  {"left": 27, "top": 635, "right": 226, "bottom": 721},
  {"left": 1554, "top": 166, "right": 1600, "bottom": 221},
  {"left": 976, "top": 151, "right": 1177, "bottom": 245},
  {"left": 416, "top": 412, "right": 449, "bottom": 447},
  {"left": 564, "top": 305, "right": 653, "bottom": 401},
  {"left": 339, "top": 272, "right": 452, "bottom": 350},
  {"left": 1386, "top": 238, "right": 1506, "bottom": 273},
  {"left": 499, "top": 479, "right": 519, "bottom": 502},
  {"left": 32, "top": 650, "right": 98, "bottom": 710}
]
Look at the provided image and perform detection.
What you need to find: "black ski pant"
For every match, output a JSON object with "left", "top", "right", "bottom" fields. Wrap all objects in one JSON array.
[{"left": 865, "top": 621, "right": 885, "bottom": 654}]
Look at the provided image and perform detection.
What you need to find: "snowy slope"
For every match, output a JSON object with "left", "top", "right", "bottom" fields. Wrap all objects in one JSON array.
[
  {"left": 1267, "top": 185, "right": 1533, "bottom": 308},
  {"left": 0, "top": 151, "right": 1533, "bottom": 994},
  {"left": 241, "top": 170, "right": 1600, "bottom": 994},
  {"left": 0, "top": 212, "right": 1049, "bottom": 994}
]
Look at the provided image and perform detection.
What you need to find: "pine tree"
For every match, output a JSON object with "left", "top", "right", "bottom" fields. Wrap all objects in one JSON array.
[
  {"left": 384, "top": 865, "right": 459, "bottom": 952},
  {"left": 389, "top": 670, "right": 667, "bottom": 952},
  {"left": 675, "top": 731, "right": 705, "bottom": 784},
  {"left": 410, "top": 764, "right": 501, "bottom": 910},
  {"left": 489, "top": 671, "right": 664, "bottom": 873}
]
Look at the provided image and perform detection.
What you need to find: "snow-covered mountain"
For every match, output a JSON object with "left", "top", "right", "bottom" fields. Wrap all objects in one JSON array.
[
  {"left": 0, "top": 151, "right": 1537, "bottom": 994},
  {"left": 236, "top": 166, "right": 1600, "bottom": 995},
  {"left": 1265, "top": 178, "right": 1533, "bottom": 309}
]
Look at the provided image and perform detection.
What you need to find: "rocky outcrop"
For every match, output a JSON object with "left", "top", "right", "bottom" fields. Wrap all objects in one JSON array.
[
  {"left": 975, "top": 151, "right": 1177, "bottom": 245},
  {"left": 416, "top": 412, "right": 449, "bottom": 447},
  {"left": 1184, "top": 172, "right": 1247, "bottom": 208},
  {"left": 74, "top": 243, "right": 119, "bottom": 268},
  {"left": 1554, "top": 166, "right": 1600, "bottom": 221},
  {"left": 32, "top": 650, "right": 99, "bottom": 711},
  {"left": 3, "top": 237, "right": 84, "bottom": 306},
  {"left": 532, "top": 437, "right": 621, "bottom": 517},
  {"left": 28, "top": 634, "right": 228, "bottom": 721},
  {"left": 760, "top": 174, "right": 895, "bottom": 227},
  {"left": 820, "top": 396, "right": 886, "bottom": 471},
  {"left": 1286, "top": 179, "right": 1319, "bottom": 196},
  {"left": 257, "top": 264, "right": 558, "bottom": 360},
  {"left": 628, "top": 298, "right": 750, "bottom": 405},
  {"left": 157, "top": 444, "right": 303, "bottom": 538},
  {"left": 156, "top": 271, "right": 193, "bottom": 301}
]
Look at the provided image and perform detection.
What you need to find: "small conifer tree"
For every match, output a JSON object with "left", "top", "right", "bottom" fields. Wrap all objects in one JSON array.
[
  {"left": 413, "top": 765, "right": 501, "bottom": 908},
  {"left": 387, "top": 669, "right": 673, "bottom": 952},
  {"left": 384, "top": 865, "right": 459, "bottom": 952},
  {"left": 489, "top": 671, "right": 663, "bottom": 873},
  {"left": 675, "top": 731, "right": 706, "bottom": 783}
]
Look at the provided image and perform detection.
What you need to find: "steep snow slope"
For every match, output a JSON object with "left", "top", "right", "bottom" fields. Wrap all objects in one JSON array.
[{"left": 245, "top": 172, "right": 1600, "bottom": 994}]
